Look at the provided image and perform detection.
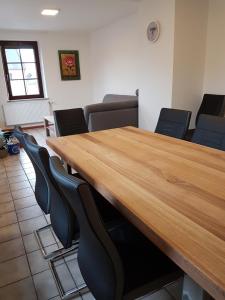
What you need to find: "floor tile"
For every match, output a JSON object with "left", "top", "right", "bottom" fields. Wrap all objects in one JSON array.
[
  {"left": 33, "top": 269, "right": 58, "bottom": 300},
  {"left": 26, "top": 173, "right": 36, "bottom": 180},
  {"left": 0, "top": 178, "right": 9, "bottom": 187},
  {"left": 45, "top": 214, "right": 51, "bottom": 224},
  {"left": 27, "top": 250, "right": 49, "bottom": 275},
  {"left": 19, "top": 215, "right": 47, "bottom": 235},
  {"left": 39, "top": 228, "right": 56, "bottom": 247},
  {"left": 11, "top": 187, "right": 34, "bottom": 200},
  {"left": 0, "top": 193, "right": 12, "bottom": 204},
  {"left": 17, "top": 205, "right": 43, "bottom": 222},
  {"left": 81, "top": 292, "right": 95, "bottom": 300},
  {"left": 24, "top": 168, "right": 34, "bottom": 175},
  {"left": 0, "top": 201, "right": 15, "bottom": 214},
  {"left": 0, "top": 277, "right": 37, "bottom": 300},
  {"left": 165, "top": 277, "right": 183, "bottom": 300},
  {"left": 0, "top": 255, "right": 30, "bottom": 288},
  {"left": 0, "top": 169, "right": 6, "bottom": 177},
  {"left": 5, "top": 165, "right": 23, "bottom": 172},
  {"left": 8, "top": 175, "right": 28, "bottom": 184},
  {"left": 0, "top": 223, "right": 21, "bottom": 243},
  {"left": 67, "top": 259, "right": 85, "bottom": 287},
  {"left": 0, "top": 237, "right": 25, "bottom": 263},
  {"left": 14, "top": 195, "right": 37, "bottom": 210},
  {"left": 0, "top": 185, "right": 10, "bottom": 195},
  {"left": 44, "top": 243, "right": 60, "bottom": 256},
  {"left": 3, "top": 160, "right": 21, "bottom": 167},
  {"left": 10, "top": 180, "right": 30, "bottom": 191},
  {"left": 29, "top": 179, "right": 36, "bottom": 190},
  {"left": 140, "top": 289, "right": 173, "bottom": 300},
  {"left": 55, "top": 263, "right": 75, "bottom": 292},
  {"left": 0, "top": 211, "right": 17, "bottom": 228},
  {"left": 23, "top": 233, "right": 40, "bottom": 253},
  {"left": 6, "top": 169, "right": 25, "bottom": 178},
  {"left": 21, "top": 162, "right": 33, "bottom": 168}
]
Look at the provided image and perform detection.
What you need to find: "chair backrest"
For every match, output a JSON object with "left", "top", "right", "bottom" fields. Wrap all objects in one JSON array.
[
  {"left": 192, "top": 114, "right": 225, "bottom": 151},
  {"left": 13, "top": 129, "right": 50, "bottom": 212},
  {"left": 53, "top": 108, "right": 88, "bottom": 136},
  {"left": 49, "top": 156, "right": 124, "bottom": 300},
  {"left": 196, "top": 94, "right": 225, "bottom": 126},
  {"left": 23, "top": 135, "right": 77, "bottom": 248},
  {"left": 155, "top": 108, "right": 191, "bottom": 139}
]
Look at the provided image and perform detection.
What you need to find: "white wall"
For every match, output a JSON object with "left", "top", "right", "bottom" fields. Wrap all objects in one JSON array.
[
  {"left": 90, "top": 14, "right": 139, "bottom": 101},
  {"left": 172, "top": 0, "right": 209, "bottom": 128},
  {"left": 0, "top": 30, "right": 91, "bottom": 127},
  {"left": 204, "top": 0, "right": 225, "bottom": 95},
  {"left": 138, "top": 0, "right": 175, "bottom": 130},
  {"left": 90, "top": 0, "right": 176, "bottom": 131}
]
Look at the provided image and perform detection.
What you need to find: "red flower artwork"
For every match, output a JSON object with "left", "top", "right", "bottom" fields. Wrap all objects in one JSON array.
[
  {"left": 58, "top": 50, "right": 80, "bottom": 80},
  {"left": 64, "top": 55, "right": 75, "bottom": 67}
]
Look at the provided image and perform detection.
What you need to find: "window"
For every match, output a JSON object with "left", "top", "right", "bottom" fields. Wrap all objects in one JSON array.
[{"left": 0, "top": 41, "right": 44, "bottom": 100}]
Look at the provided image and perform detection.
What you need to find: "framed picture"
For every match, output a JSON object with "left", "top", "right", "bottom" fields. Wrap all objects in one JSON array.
[{"left": 58, "top": 50, "right": 81, "bottom": 80}]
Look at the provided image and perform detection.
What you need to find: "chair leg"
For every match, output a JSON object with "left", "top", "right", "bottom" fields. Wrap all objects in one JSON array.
[
  {"left": 34, "top": 223, "right": 78, "bottom": 260},
  {"left": 49, "top": 248, "right": 88, "bottom": 300}
]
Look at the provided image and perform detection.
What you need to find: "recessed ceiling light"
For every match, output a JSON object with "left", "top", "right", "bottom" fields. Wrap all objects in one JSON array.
[{"left": 41, "top": 9, "right": 59, "bottom": 16}]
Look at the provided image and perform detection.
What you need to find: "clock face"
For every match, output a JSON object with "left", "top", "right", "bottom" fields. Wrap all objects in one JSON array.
[{"left": 147, "top": 21, "right": 160, "bottom": 42}]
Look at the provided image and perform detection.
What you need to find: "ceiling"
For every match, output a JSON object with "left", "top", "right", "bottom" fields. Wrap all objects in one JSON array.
[{"left": 0, "top": 0, "right": 140, "bottom": 32}]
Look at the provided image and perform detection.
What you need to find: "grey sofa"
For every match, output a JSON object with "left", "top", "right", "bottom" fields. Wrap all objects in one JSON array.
[{"left": 84, "top": 94, "right": 138, "bottom": 131}]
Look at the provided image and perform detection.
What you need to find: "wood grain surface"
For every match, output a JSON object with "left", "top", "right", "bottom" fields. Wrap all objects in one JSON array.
[{"left": 47, "top": 126, "right": 225, "bottom": 300}]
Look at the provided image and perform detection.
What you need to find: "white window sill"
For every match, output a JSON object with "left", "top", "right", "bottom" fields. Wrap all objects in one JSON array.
[{"left": 7, "top": 98, "right": 49, "bottom": 103}]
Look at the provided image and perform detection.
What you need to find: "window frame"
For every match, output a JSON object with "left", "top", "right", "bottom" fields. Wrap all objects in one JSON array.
[{"left": 0, "top": 40, "right": 44, "bottom": 100}]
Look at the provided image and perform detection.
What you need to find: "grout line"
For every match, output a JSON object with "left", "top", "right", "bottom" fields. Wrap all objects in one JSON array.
[
  {"left": 0, "top": 274, "right": 32, "bottom": 290},
  {"left": 9, "top": 158, "right": 39, "bottom": 300},
  {"left": 0, "top": 252, "right": 26, "bottom": 265}
]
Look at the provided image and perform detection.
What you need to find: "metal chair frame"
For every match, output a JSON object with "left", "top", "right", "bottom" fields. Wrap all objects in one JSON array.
[{"left": 49, "top": 247, "right": 88, "bottom": 300}]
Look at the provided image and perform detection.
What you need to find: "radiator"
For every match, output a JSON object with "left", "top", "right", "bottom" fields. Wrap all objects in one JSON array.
[{"left": 3, "top": 100, "right": 50, "bottom": 126}]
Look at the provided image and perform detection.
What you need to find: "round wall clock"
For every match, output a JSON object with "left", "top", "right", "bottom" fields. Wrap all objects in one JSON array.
[{"left": 147, "top": 21, "right": 160, "bottom": 43}]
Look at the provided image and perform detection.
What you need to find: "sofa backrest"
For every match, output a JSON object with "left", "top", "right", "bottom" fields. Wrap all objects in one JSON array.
[
  {"left": 102, "top": 94, "right": 138, "bottom": 103},
  {"left": 84, "top": 94, "right": 138, "bottom": 131}
]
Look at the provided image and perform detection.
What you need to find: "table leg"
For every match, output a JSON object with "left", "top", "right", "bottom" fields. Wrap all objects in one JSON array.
[
  {"left": 44, "top": 118, "right": 50, "bottom": 137},
  {"left": 182, "top": 276, "right": 214, "bottom": 300}
]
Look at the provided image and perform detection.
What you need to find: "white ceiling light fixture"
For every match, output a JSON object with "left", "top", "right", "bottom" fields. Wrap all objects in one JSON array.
[{"left": 41, "top": 9, "right": 60, "bottom": 16}]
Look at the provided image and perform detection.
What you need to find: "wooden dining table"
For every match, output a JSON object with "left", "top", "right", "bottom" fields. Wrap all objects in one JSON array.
[{"left": 47, "top": 126, "right": 225, "bottom": 300}]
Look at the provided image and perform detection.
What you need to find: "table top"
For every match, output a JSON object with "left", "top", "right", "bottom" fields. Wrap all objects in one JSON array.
[{"left": 47, "top": 126, "right": 225, "bottom": 300}]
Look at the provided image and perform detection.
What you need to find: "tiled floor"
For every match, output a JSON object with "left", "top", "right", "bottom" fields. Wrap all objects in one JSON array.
[{"left": 0, "top": 128, "right": 183, "bottom": 300}]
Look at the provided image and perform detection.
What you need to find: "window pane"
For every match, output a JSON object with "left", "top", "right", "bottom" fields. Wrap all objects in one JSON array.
[
  {"left": 20, "top": 49, "right": 35, "bottom": 62},
  {"left": 5, "top": 49, "right": 21, "bottom": 63},
  {"left": 8, "top": 63, "right": 23, "bottom": 79},
  {"left": 10, "top": 80, "right": 25, "bottom": 96},
  {"left": 23, "top": 63, "right": 37, "bottom": 79},
  {"left": 25, "top": 79, "right": 39, "bottom": 95}
]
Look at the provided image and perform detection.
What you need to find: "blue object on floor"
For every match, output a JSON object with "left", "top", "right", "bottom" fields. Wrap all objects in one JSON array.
[{"left": 7, "top": 143, "right": 20, "bottom": 155}]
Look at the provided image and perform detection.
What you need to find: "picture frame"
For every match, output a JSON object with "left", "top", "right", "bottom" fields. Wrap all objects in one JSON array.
[{"left": 58, "top": 50, "right": 81, "bottom": 80}]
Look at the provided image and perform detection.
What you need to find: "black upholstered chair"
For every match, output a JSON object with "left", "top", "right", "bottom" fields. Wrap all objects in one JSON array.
[
  {"left": 192, "top": 114, "right": 225, "bottom": 151},
  {"left": 155, "top": 108, "right": 191, "bottom": 139},
  {"left": 195, "top": 94, "right": 225, "bottom": 127},
  {"left": 53, "top": 108, "right": 88, "bottom": 173},
  {"left": 24, "top": 134, "right": 79, "bottom": 246},
  {"left": 53, "top": 108, "right": 88, "bottom": 137},
  {"left": 14, "top": 129, "right": 51, "bottom": 215},
  {"left": 49, "top": 156, "right": 183, "bottom": 300},
  {"left": 185, "top": 94, "right": 225, "bottom": 141}
]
